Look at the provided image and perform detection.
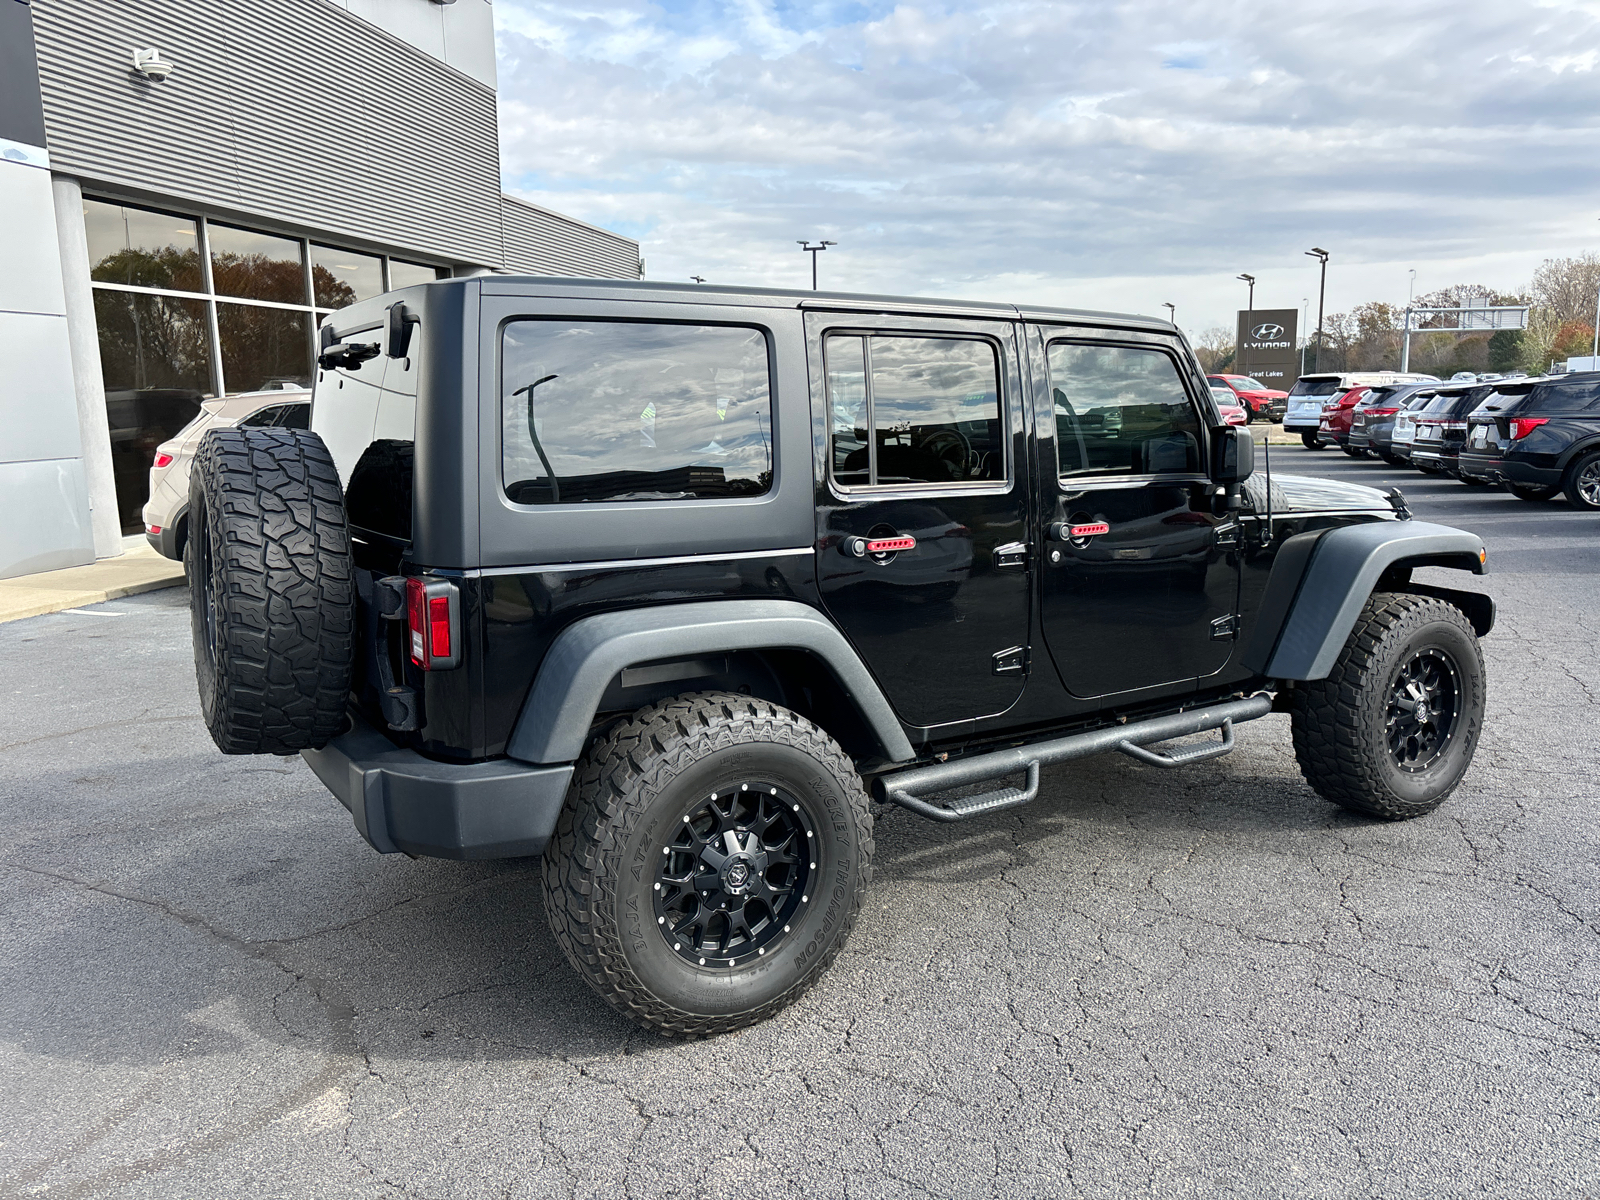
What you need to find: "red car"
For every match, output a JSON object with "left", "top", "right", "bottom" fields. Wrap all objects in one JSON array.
[
  {"left": 1317, "top": 387, "right": 1372, "bottom": 452},
  {"left": 1207, "top": 374, "right": 1289, "bottom": 423}
]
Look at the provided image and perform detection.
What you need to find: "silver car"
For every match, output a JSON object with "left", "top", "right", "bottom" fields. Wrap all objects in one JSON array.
[{"left": 142, "top": 389, "right": 311, "bottom": 560}]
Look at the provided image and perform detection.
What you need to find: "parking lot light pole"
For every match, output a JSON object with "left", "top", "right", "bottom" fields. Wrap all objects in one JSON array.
[
  {"left": 798, "top": 240, "right": 836, "bottom": 291},
  {"left": 1305, "top": 248, "right": 1329, "bottom": 372},
  {"left": 1236, "top": 275, "right": 1255, "bottom": 377}
]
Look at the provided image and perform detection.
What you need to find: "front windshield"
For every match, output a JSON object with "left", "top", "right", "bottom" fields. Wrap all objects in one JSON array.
[{"left": 1237, "top": 378, "right": 1267, "bottom": 390}]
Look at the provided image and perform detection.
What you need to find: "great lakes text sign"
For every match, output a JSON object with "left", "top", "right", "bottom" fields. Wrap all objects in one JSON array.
[{"left": 1234, "top": 308, "right": 1299, "bottom": 389}]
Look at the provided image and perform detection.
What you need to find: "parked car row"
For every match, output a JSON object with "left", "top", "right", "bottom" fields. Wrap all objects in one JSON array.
[
  {"left": 1294, "top": 370, "right": 1600, "bottom": 510},
  {"left": 1206, "top": 374, "right": 1287, "bottom": 423}
]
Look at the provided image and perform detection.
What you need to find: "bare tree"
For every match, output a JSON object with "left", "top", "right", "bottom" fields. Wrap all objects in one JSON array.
[
  {"left": 1531, "top": 253, "right": 1600, "bottom": 324},
  {"left": 1193, "top": 326, "right": 1234, "bottom": 372}
]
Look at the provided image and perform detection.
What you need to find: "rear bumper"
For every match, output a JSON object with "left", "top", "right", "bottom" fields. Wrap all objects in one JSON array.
[
  {"left": 1460, "top": 452, "right": 1559, "bottom": 488},
  {"left": 302, "top": 713, "right": 574, "bottom": 859}
]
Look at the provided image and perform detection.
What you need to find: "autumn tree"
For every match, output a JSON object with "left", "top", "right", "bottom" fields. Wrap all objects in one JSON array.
[{"left": 1193, "top": 326, "right": 1235, "bottom": 372}]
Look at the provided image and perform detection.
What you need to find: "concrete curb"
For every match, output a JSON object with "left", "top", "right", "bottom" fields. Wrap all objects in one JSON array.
[{"left": 0, "top": 542, "right": 186, "bottom": 624}]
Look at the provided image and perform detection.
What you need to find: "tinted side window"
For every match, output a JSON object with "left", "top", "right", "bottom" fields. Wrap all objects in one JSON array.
[
  {"left": 241, "top": 404, "right": 289, "bottom": 427},
  {"left": 1532, "top": 383, "right": 1600, "bottom": 413},
  {"left": 278, "top": 403, "right": 310, "bottom": 429},
  {"left": 824, "top": 334, "right": 1003, "bottom": 487},
  {"left": 1047, "top": 343, "right": 1202, "bottom": 476},
  {"left": 501, "top": 321, "right": 772, "bottom": 504}
]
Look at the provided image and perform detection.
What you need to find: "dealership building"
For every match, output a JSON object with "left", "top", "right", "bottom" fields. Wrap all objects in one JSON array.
[{"left": 1, "top": 0, "right": 641, "bottom": 579}]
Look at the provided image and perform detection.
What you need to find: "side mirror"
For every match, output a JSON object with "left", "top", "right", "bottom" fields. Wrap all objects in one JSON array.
[
  {"left": 1211, "top": 426, "right": 1254, "bottom": 485},
  {"left": 385, "top": 302, "right": 418, "bottom": 359}
]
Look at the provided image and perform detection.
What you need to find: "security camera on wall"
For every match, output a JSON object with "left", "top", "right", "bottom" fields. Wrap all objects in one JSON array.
[{"left": 132, "top": 49, "right": 174, "bottom": 81}]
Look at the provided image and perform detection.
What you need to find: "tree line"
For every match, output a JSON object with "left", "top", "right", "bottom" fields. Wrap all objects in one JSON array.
[{"left": 1194, "top": 253, "right": 1600, "bottom": 378}]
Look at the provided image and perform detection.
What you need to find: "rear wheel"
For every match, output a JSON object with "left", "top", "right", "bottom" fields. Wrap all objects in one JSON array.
[
  {"left": 1290, "top": 593, "right": 1485, "bottom": 820},
  {"left": 1563, "top": 450, "right": 1600, "bottom": 510},
  {"left": 1379, "top": 450, "right": 1403, "bottom": 465},
  {"left": 1509, "top": 483, "right": 1559, "bottom": 501},
  {"left": 1301, "top": 431, "right": 1326, "bottom": 450},
  {"left": 1342, "top": 445, "right": 1365, "bottom": 458},
  {"left": 542, "top": 692, "right": 873, "bottom": 1036}
]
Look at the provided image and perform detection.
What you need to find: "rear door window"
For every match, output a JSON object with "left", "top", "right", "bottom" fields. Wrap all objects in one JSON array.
[
  {"left": 1047, "top": 342, "right": 1202, "bottom": 477},
  {"left": 500, "top": 321, "right": 773, "bottom": 504},
  {"left": 824, "top": 334, "right": 1004, "bottom": 488}
]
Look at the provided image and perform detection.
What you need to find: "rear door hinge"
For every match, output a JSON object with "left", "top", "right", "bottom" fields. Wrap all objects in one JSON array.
[
  {"left": 1210, "top": 613, "right": 1240, "bottom": 640},
  {"left": 1214, "top": 519, "right": 1242, "bottom": 549},
  {"left": 994, "top": 541, "right": 1029, "bottom": 570},
  {"left": 992, "top": 645, "right": 1029, "bottom": 675}
]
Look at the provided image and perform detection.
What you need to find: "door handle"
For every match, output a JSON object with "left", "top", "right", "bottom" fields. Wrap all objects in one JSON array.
[
  {"left": 843, "top": 534, "right": 916, "bottom": 558},
  {"left": 1048, "top": 521, "right": 1109, "bottom": 541}
]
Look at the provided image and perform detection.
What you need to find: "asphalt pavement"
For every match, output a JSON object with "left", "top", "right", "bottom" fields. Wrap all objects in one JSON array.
[{"left": 2, "top": 446, "right": 1597, "bottom": 1199}]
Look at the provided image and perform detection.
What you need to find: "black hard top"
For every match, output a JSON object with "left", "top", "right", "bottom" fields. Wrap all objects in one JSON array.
[{"left": 471, "top": 274, "right": 1176, "bottom": 332}]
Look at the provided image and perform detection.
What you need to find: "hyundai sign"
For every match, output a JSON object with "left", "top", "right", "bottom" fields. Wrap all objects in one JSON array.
[{"left": 1235, "top": 308, "right": 1300, "bottom": 388}]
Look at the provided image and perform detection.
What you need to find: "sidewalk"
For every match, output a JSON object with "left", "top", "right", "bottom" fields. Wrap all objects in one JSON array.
[{"left": 0, "top": 536, "right": 187, "bottom": 624}]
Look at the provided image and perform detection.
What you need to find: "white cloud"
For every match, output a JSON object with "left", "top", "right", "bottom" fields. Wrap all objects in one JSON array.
[{"left": 495, "top": 0, "right": 1600, "bottom": 333}]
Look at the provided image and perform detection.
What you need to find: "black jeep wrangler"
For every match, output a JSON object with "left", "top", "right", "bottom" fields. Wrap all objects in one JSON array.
[{"left": 185, "top": 278, "right": 1492, "bottom": 1036}]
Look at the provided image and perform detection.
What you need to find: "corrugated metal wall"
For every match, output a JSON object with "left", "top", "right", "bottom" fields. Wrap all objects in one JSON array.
[
  {"left": 31, "top": 0, "right": 504, "bottom": 267},
  {"left": 500, "top": 195, "right": 641, "bottom": 279}
]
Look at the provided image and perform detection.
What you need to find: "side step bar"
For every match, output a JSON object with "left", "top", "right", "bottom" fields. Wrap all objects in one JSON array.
[{"left": 875, "top": 695, "right": 1274, "bottom": 823}]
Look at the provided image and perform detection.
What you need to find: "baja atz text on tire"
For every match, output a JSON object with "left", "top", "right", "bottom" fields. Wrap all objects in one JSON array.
[
  {"left": 186, "top": 427, "right": 356, "bottom": 755},
  {"left": 541, "top": 692, "right": 874, "bottom": 1037},
  {"left": 1289, "top": 592, "right": 1485, "bottom": 820}
]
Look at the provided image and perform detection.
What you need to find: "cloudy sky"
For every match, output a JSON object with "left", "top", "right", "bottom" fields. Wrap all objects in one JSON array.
[{"left": 494, "top": 0, "right": 1600, "bottom": 335}]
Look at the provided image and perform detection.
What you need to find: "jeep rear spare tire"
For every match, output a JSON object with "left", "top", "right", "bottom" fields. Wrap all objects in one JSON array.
[
  {"left": 542, "top": 692, "right": 873, "bottom": 1036},
  {"left": 1289, "top": 592, "right": 1485, "bottom": 820},
  {"left": 187, "top": 427, "right": 356, "bottom": 755}
]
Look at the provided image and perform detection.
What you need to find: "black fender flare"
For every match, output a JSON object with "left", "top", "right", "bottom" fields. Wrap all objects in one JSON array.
[
  {"left": 1261, "top": 520, "right": 1490, "bottom": 681},
  {"left": 505, "top": 599, "right": 915, "bottom": 765}
]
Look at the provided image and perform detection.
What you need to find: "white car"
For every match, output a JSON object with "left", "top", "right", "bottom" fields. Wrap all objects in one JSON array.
[
  {"left": 1283, "top": 371, "right": 1440, "bottom": 448},
  {"left": 142, "top": 389, "right": 311, "bottom": 560}
]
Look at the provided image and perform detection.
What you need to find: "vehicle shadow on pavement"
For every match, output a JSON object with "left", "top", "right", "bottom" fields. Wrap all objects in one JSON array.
[{"left": 0, "top": 728, "right": 1390, "bottom": 1073}]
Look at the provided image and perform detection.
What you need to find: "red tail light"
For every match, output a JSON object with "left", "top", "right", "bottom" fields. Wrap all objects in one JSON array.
[
  {"left": 1509, "top": 417, "right": 1549, "bottom": 440},
  {"left": 152, "top": 453, "right": 174, "bottom": 468},
  {"left": 1364, "top": 408, "right": 1399, "bottom": 417},
  {"left": 405, "top": 577, "right": 460, "bottom": 670}
]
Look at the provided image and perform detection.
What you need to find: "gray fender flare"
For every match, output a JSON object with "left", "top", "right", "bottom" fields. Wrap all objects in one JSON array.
[
  {"left": 505, "top": 599, "right": 915, "bottom": 765},
  {"left": 1263, "top": 520, "right": 1489, "bottom": 681}
]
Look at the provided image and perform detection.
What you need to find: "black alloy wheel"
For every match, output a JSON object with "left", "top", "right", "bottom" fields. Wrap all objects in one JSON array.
[
  {"left": 1384, "top": 648, "right": 1461, "bottom": 773},
  {"left": 542, "top": 692, "right": 873, "bottom": 1036},
  {"left": 1564, "top": 450, "right": 1600, "bottom": 510},
  {"left": 1290, "top": 592, "right": 1485, "bottom": 820},
  {"left": 654, "top": 783, "right": 815, "bottom": 968}
]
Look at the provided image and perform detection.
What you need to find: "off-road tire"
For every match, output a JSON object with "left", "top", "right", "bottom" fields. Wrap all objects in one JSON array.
[
  {"left": 542, "top": 692, "right": 873, "bottom": 1037},
  {"left": 186, "top": 427, "right": 355, "bottom": 755},
  {"left": 1562, "top": 449, "right": 1600, "bottom": 510},
  {"left": 1301, "top": 431, "right": 1326, "bottom": 450},
  {"left": 1290, "top": 592, "right": 1485, "bottom": 820},
  {"left": 1509, "top": 483, "right": 1559, "bottom": 502}
]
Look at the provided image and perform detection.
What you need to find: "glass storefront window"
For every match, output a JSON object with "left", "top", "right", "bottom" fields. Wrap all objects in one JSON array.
[
  {"left": 93, "top": 290, "right": 213, "bottom": 532},
  {"left": 83, "top": 199, "right": 204, "bottom": 292},
  {"left": 218, "top": 303, "right": 312, "bottom": 395},
  {"left": 389, "top": 259, "right": 446, "bottom": 289},
  {"left": 208, "top": 223, "right": 307, "bottom": 305},
  {"left": 311, "top": 245, "right": 382, "bottom": 308}
]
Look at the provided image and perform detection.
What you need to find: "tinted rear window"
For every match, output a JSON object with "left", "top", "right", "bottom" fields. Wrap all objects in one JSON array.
[
  {"left": 501, "top": 321, "right": 773, "bottom": 505},
  {"left": 1289, "top": 379, "right": 1340, "bottom": 397}
]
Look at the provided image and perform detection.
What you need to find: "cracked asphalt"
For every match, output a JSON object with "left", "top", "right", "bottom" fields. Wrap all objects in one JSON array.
[{"left": 2, "top": 447, "right": 1598, "bottom": 1199}]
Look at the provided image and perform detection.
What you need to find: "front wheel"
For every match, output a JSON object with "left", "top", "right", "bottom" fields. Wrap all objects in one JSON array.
[
  {"left": 542, "top": 692, "right": 873, "bottom": 1036},
  {"left": 1290, "top": 593, "right": 1485, "bottom": 820},
  {"left": 1563, "top": 450, "right": 1600, "bottom": 510},
  {"left": 1301, "top": 431, "right": 1327, "bottom": 450}
]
